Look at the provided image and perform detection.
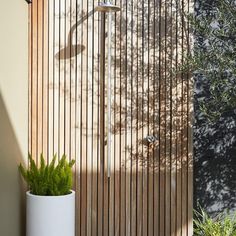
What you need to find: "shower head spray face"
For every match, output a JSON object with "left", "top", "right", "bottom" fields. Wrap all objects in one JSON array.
[{"left": 95, "top": 2, "right": 121, "bottom": 12}]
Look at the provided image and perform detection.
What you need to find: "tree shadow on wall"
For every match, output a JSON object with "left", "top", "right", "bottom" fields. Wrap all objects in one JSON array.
[
  {"left": 110, "top": 0, "right": 192, "bottom": 174},
  {"left": 194, "top": 0, "right": 236, "bottom": 217},
  {"left": 194, "top": 75, "right": 236, "bottom": 217}
]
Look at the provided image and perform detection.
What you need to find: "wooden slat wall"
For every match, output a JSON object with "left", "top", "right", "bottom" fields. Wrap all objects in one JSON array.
[{"left": 28, "top": 0, "right": 193, "bottom": 235}]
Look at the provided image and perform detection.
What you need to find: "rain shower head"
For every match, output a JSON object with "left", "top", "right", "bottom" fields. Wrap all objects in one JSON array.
[{"left": 95, "top": 2, "right": 121, "bottom": 12}]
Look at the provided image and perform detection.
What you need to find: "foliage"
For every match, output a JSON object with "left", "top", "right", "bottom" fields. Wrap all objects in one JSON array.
[
  {"left": 186, "top": 0, "right": 236, "bottom": 120},
  {"left": 194, "top": 208, "right": 236, "bottom": 236},
  {"left": 19, "top": 154, "right": 75, "bottom": 196}
]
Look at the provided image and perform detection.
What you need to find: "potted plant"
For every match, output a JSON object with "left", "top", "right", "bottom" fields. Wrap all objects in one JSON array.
[{"left": 19, "top": 154, "right": 76, "bottom": 236}]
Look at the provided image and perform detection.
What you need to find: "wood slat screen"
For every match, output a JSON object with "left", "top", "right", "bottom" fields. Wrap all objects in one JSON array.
[{"left": 28, "top": 0, "right": 193, "bottom": 235}]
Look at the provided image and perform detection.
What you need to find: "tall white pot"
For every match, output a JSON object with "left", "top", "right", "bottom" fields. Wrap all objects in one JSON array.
[{"left": 26, "top": 190, "right": 75, "bottom": 236}]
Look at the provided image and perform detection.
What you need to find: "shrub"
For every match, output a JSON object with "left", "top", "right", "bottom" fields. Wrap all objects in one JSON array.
[
  {"left": 185, "top": 0, "right": 236, "bottom": 120},
  {"left": 194, "top": 208, "right": 236, "bottom": 236},
  {"left": 19, "top": 154, "right": 75, "bottom": 196}
]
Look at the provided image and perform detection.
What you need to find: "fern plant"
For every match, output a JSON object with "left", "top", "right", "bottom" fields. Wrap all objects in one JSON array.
[
  {"left": 194, "top": 208, "right": 236, "bottom": 236},
  {"left": 19, "top": 154, "right": 75, "bottom": 196}
]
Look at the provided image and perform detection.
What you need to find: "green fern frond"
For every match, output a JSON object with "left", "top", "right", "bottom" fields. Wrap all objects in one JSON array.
[
  {"left": 194, "top": 208, "right": 236, "bottom": 236},
  {"left": 19, "top": 153, "right": 75, "bottom": 196}
]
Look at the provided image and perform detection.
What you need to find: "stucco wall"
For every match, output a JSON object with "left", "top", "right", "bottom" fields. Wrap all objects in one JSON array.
[{"left": 0, "top": 0, "right": 28, "bottom": 235}]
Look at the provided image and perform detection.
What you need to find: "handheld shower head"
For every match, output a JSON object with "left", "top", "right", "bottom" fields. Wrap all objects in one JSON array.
[{"left": 95, "top": 2, "right": 121, "bottom": 12}]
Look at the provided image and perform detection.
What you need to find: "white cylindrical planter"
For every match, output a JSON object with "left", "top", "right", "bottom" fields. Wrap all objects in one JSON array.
[{"left": 26, "top": 190, "right": 75, "bottom": 236}]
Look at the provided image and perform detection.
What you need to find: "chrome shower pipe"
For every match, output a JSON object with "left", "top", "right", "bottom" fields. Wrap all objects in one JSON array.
[{"left": 96, "top": 2, "right": 121, "bottom": 178}]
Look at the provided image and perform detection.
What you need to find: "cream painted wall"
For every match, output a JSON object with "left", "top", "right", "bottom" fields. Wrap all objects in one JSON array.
[{"left": 0, "top": 0, "right": 28, "bottom": 235}]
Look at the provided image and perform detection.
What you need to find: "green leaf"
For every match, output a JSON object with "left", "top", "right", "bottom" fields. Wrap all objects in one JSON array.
[{"left": 18, "top": 153, "right": 75, "bottom": 196}]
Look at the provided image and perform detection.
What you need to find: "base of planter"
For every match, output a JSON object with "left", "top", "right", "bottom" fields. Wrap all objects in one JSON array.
[{"left": 26, "top": 190, "right": 75, "bottom": 236}]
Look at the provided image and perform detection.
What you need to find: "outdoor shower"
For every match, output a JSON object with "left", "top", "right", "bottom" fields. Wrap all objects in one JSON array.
[{"left": 95, "top": 2, "right": 121, "bottom": 178}]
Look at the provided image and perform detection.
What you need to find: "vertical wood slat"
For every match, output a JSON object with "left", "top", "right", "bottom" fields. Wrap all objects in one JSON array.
[
  {"left": 92, "top": 0, "right": 99, "bottom": 235},
  {"left": 188, "top": 1, "right": 194, "bottom": 235},
  {"left": 31, "top": 0, "right": 38, "bottom": 159},
  {"left": 80, "top": 0, "right": 88, "bottom": 233},
  {"left": 75, "top": 0, "right": 82, "bottom": 233},
  {"left": 69, "top": 0, "right": 75, "bottom": 162},
  {"left": 171, "top": 0, "right": 177, "bottom": 234},
  {"left": 47, "top": 0, "right": 53, "bottom": 161},
  {"left": 37, "top": 0, "right": 43, "bottom": 159},
  {"left": 59, "top": 0, "right": 65, "bottom": 157},
  {"left": 109, "top": 9, "right": 116, "bottom": 236},
  {"left": 131, "top": 0, "right": 137, "bottom": 234},
  {"left": 176, "top": 0, "right": 183, "bottom": 234},
  {"left": 64, "top": 0, "right": 70, "bottom": 158},
  {"left": 103, "top": 10, "right": 109, "bottom": 234},
  {"left": 28, "top": 2, "right": 32, "bottom": 155},
  {"left": 181, "top": 0, "right": 188, "bottom": 234},
  {"left": 165, "top": 0, "right": 171, "bottom": 235},
  {"left": 86, "top": 0, "right": 93, "bottom": 234},
  {"left": 120, "top": 0, "right": 126, "bottom": 234},
  {"left": 137, "top": 0, "right": 143, "bottom": 234},
  {"left": 159, "top": 0, "right": 165, "bottom": 234},
  {"left": 114, "top": 3, "right": 121, "bottom": 235},
  {"left": 153, "top": 0, "right": 160, "bottom": 233},
  {"left": 43, "top": 0, "right": 49, "bottom": 159},
  {"left": 98, "top": 11, "right": 105, "bottom": 236},
  {"left": 53, "top": 0, "right": 59, "bottom": 157},
  {"left": 126, "top": 0, "right": 133, "bottom": 235},
  {"left": 29, "top": 0, "right": 193, "bottom": 235},
  {"left": 142, "top": 0, "right": 148, "bottom": 233},
  {"left": 148, "top": 0, "right": 154, "bottom": 234}
]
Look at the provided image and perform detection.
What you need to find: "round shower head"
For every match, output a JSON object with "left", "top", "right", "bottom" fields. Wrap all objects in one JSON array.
[{"left": 95, "top": 2, "right": 121, "bottom": 12}]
